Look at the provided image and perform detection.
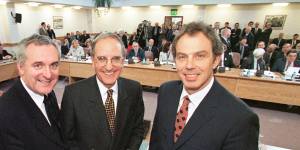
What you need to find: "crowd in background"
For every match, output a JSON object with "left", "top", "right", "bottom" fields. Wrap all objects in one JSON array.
[{"left": 34, "top": 20, "right": 300, "bottom": 74}]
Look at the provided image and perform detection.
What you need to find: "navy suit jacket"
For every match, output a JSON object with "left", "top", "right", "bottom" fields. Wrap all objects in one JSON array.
[
  {"left": 127, "top": 48, "right": 145, "bottom": 61},
  {"left": 271, "top": 58, "right": 300, "bottom": 73},
  {"left": 149, "top": 80, "right": 259, "bottom": 150},
  {"left": 0, "top": 79, "right": 65, "bottom": 150}
]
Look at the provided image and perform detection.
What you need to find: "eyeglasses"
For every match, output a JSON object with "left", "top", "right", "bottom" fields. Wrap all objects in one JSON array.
[{"left": 96, "top": 56, "right": 123, "bottom": 66}]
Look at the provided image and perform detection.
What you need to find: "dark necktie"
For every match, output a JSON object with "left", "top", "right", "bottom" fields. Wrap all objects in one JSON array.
[
  {"left": 105, "top": 89, "right": 116, "bottom": 136},
  {"left": 174, "top": 95, "right": 190, "bottom": 143},
  {"left": 43, "top": 95, "right": 55, "bottom": 126},
  {"left": 240, "top": 46, "right": 245, "bottom": 60}
]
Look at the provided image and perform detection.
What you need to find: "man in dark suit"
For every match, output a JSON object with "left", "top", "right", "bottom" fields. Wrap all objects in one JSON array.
[
  {"left": 263, "top": 44, "right": 278, "bottom": 70},
  {"left": 127, "top": 41, "right": 145, "bottom": 61},
  {"left": 272, "top": 49, "right": 300, "bottom": 73},
  {"left": 0, "top": 34, "right": 65, "bottom": 150},
  {"left": 271, "top": 33, "right": 286, "bottom": 50},
  {"left": 150, "top": 22, "right": 259, "bottom": 150},
  {"left": 287, "top": 34, "right": 300, "bottom": 49},
  {"left": 61, "top": 33, "right": 144, "bottom": 150},
  {"left": 230, "top": 22, "right": 242, "bottom": 47},
  {"left": 80, "top": 30, "right": 91, "bottom": 44},
  {"left": 241, "top": 26, "right": 255, "bottom": 51},
  {"left": 233, "top": 37, "right": 251, "bottom": 62},
  {"left": 251, "top": 22, "right": 262, "bottom": 46},
  {"left": 220, "top": 28, "right": 232, "bottom": 51},
  {"left": 260, "top": 22, "right": 272, "bottom": 46},
  {"left": 152, "top": 22, "right": 161, "bottom": 46},
  {"left": 144, "top": 38, "right": 159, "bottom": 60}
]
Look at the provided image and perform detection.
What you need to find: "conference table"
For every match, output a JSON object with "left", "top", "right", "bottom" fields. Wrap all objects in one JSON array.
[
  {"left": 1, "top": 60, "right": 299, "bottom": 106},
  {"left": 59, "top": 60, "right": 300, "bottom": 106}
]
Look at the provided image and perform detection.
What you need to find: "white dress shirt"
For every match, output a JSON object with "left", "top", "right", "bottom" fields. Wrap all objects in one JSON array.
[
  {"left": 177, "top": 77, "right": 214, "bottom": 123},
  {"left": 96, "top": 77, "right": 118, "bottom": 114},
  {"left": 20, "top": 78, "right": 51, "bottom": 125}
]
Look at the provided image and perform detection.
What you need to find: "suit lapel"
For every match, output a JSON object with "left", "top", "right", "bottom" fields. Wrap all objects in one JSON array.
[
  {"left": 114, "top": 78, "right": 130, "bottom": 139},
  {"left": 15, "top": 79, "right": 63, "bottom": 146},
  {"left": 173, "top": 80, "right": 219, "bottom": 150},
  {"left": 165, "top": 82, "right": 183, "bottom": 147},
  {"left": 86, "top": 76, "right": 112, "bottom": 140}
]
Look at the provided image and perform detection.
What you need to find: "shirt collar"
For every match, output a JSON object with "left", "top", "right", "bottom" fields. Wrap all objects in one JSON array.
[
  {"left": 20, "top": 78, "right": 44, "bottom": 107},
  {"left": 96, "top": 76, "right": 118, "bottom": 97},
  {"left": 180, "top": 77, "right": 214, "bottom": 107}
]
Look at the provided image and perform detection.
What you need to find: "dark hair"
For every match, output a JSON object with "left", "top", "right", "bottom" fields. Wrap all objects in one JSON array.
[
  {"left": 287, "top": 49, "right": 297, "bottom": 56},
  {"left": 41, "top": 22, "right": 45, "bottom": 26},
  {"left": 162, "top": 41, "right": 171, "bottom": 53},
  {"left": 294, "top": 34, "right": 299, "bottom": 37},
  {"left": 171, "top": 22, "right": 223, "bottom": 58}
]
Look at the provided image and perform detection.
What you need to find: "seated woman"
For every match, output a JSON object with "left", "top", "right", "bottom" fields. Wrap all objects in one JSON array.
[
  {"left": 67, "top": 39, "right": 84, "bottom": 58},
  {"left": 83, "top": 39, "right": 92, "bottom": 57},
  {"left": 159, "top": 41, "right": 173, "bottom": 63}
]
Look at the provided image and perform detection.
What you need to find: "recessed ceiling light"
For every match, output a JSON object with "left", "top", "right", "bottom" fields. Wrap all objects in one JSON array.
[
  {"left": 52, "top": 4, "right": 64, "bottom": 9},
  {"left": 182, "top": 5, "right": 194, "bottom": 8},
  {"left": 150, "top": 5, "right": 161, "bottom": 9},
  {"left": 25, "top": 2, "right": 40, "bottom": 7},
  {"left": 272, "top": 3, "right": 289, "bottom": 7},
  {"left": 73, "top": 6, "right": 82, "bottom": 9},
  {"left": 217, "top": 4, "right": 231, "bottom": 8},
  {"left": 122, "top": 6, "right": 132, "bottom": 10}
]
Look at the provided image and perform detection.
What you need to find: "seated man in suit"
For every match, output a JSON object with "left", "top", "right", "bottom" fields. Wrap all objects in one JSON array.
[
  {"left": 287, "top": 33, "right": 300, "bottom": 49},
  {"left": 0, "top": 34, "right": 65, "bottom": 150},
  {"left": 263, "top": 44, "right": 278, "bottom": 70},
  {"left": 127, "top": 41, "right": 145, "bottom": 61},
  {"left": 61, "top": 33, "right": 145, "bottom": 150},
  {"left": 233, "top": 37, "right": 250, "bottom": 63},
  {"left": 150, "top": 22, "right": 259, "bottom": 150},
  {"left": 276, "top": 43, "right": 292, "bottom": 60},
  {"left": 241, "top": 48, "right": 267, "bottom": 70},
  {"left": 272, "top": 49, "right": 300, "bottom": 73},
  {"left": 271, "top": 33, "right": 286, "bottom": 50},
  {"left": 144, "top": 38, "right": 159, "bottom": 60}
]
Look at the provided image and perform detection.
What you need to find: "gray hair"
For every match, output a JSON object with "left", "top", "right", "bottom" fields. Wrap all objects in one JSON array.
[
  {"left": 91, "top": 33, "right": 125, "bottom": 58},
  {"left": 172, "top": 22, "right": 223, "bottom": 58},
  {"left": 17, "top": 34, "right": 60, "bottom": 64}
]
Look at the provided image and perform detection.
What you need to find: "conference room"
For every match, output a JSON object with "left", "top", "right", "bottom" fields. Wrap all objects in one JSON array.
[{"left": 0, "top": 0, "right": 300, "bottom": 150}]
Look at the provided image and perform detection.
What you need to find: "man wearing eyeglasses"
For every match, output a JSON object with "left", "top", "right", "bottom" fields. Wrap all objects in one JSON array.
[{"left": 61, "top": 33, "right": 145, "bottom": 150}]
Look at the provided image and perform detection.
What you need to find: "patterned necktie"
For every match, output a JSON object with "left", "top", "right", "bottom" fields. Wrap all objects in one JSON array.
[
  {"left": 105, "top": 89, "right": 116, "bottom": 136},
  {"left": 174, "top": 95, "right": 190, "bottom": 143}
]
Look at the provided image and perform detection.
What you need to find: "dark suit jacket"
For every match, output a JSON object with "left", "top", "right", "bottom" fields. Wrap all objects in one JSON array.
[
  {"left": 144, "top": 46, "right": 159, "bottom": 59},
  {"left": 241, "top": 32, "right": 255, "bottom": 50},
  {"left": 271, "top": 38, "right": 286, "bottom": 49},
  {"left": 251, "top": 28, "right": 262, "bottom": 44},
  {"left": 220, "top": 36, "right": 231, "bottom": 51},
  {"left": 61, "top": 76, "right": 144, "bottom": 150},
  {"left": 0, "top": 79, "right": 65, "bottom": 150},
  {"left": 233, "top": 44, "right": 251, "bottom": 60},
  {"left": 127, "top": 48, "right": 145, "bottom": 60},
  {"left": 263, "top": 51, "right": 278, "bottom": 70},
  {"left": 287, "top": 39, "right": 300, "bottom": 49},
  {"left": 230, "top": 28, "right": 241, "bottom": 46},
  {"left": 271, "top": 58, "right": 300, "bottom": 73},
  {"left": 149, "top": 80, "right": 259, "bottom": 150},
  {"left": 261, "top": 28, "right": 272, "bottom": 45}
]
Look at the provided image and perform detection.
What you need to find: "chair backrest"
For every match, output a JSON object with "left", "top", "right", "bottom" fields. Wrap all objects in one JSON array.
[{"left": 231, "top": 52, "right": 241, "bottom": 67}]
